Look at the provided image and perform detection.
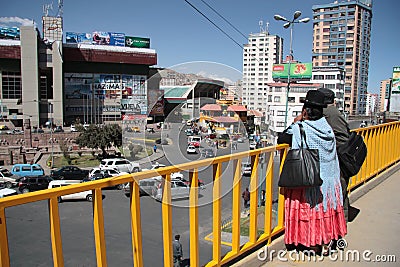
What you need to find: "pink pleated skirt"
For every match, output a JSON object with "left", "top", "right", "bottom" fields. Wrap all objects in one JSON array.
[{"left": 284, "top": 187, "right": 347, "bottom": 247}]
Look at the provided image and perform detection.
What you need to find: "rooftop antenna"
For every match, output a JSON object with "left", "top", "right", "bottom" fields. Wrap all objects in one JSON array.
[
  {"left": 265, "top": 21, "right": 269, "bottom": 34},
  {"left": 259, "top": 20, "right": 264, "bottom": 33},
  {"left": 43, "top": 3, "right": 53, "bottom": 17},
  {"left": 57, "top": 0, "right": 64, "bottom": 17}
]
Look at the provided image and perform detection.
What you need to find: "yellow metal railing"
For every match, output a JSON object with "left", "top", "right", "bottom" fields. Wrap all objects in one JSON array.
[{"left": 0, "top": 121, "right": 400, "bottom": 267}]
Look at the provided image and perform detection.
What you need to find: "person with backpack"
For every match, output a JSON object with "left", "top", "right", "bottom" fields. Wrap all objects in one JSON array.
[
  {"left": 319, "top": 88, "right": 351, "bottom": 223},
  {"left": 277, "top": 90, "right": 347, "bottom": 256}
]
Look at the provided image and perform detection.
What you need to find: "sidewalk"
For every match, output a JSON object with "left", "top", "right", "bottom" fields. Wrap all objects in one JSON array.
[{"left": 233, "top": 164, "right": 400, "bottom": 266}]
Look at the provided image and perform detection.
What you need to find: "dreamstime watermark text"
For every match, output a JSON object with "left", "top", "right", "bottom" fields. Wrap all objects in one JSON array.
[{"left": 257, "top": 243, "right": 397, "bottom": 263}]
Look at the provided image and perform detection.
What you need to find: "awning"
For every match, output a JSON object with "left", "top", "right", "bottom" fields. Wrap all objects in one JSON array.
[
  {"left": 201, "top": 104, "right": 222, "bottom": 111},
  {"left": 227, "top": 105, "right": 247, "bottom": 112}
]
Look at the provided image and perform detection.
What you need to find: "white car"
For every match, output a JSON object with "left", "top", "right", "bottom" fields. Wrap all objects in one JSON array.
[
  {"left": 241, "top": 162, "right": 252, "bottom": 176},
  {"left": 249, "top": 141, "right": 257, "bottom": 150},
  {"left": 142, "top": 163, "right": 184, "bottom": 180},
  {"left": 0, "top": 168, "right": 19, "bottom": 188},
  {"left": 186, "top": 145, "right": 197, "bottom": 154},
  {"left": 153, "top": 179, "right": 190, "bottom": 202},
  {"left": 89, "top": 167, "right": 128, "bottom": 179},
  {"left": 99, "top": 158, "right": 140, "bottom": 173},
  {"left": 70, "top": 125, "right": 77, "bottom": 132},
  {"left": 48, "top": 180, "right": 97, "bottom": 202},
  {"left": 0, "top": 188, "right": 18, "bottom": 198}
]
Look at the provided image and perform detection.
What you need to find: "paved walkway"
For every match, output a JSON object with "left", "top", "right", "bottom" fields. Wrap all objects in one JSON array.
[{"left": 233, "top": 166, "right": 400, "bottom": 267}]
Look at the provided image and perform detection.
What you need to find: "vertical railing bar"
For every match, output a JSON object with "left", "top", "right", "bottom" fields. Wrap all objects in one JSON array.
[
  {"left": 212, "top": 162, "right": 222, "bottom": 265},
  {"left": 276, "top": 148, "right": 287, "bottom": 230},
  {"left": 0, "top": 207, "right": 10, "bottom": 267},
  {"left": 130, "top": 180, "right": 144, "bottom": 267},
  {"left": 231, "top": 159, "right": 242, "bottom": 254},
  {"left": 189, "top": 169, "right": 199, "bottom": 267},
  {"left": 48, "top": 197, "right": 64, "bottom": 267},
  {"left": 263, "top": 152, "right": 274, "bottom": 244},
  {"left": 93, "top": 188, "right": 107, "bottom": 267},
  {"left": 249, "top": 154, "right": 259, "bottom": 244},
  {"left": 162, "top": 174, "right": 173, "bottom": 267}
]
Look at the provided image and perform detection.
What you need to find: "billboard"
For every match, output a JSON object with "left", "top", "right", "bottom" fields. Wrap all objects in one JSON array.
[
  {"left": 389, "top": 67, "right": 400, "bottom": 112},
  {"left": 66, "top": 32, "right": 125, "bottom": 46},
  {"left": 272, "top": 63, "right": 312, "bottom": 80},
  {"left": 125, "top": 36, "right": 150, "bottom": 48},
  {"left": 0, "top": 27, "right": 20, "bottom": 39}
]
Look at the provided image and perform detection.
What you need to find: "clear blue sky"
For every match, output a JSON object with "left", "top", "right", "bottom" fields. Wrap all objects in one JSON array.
[{"left": 2, "top": 0, "right": 399, "bottom": 93}]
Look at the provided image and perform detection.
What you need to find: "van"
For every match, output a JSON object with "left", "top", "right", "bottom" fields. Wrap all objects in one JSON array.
[
  {"left": 11, "top": 164, "right": 44, "bottom": 177},
  {"left": 48, "top": 180, "right": 94, "bottom": 202}
]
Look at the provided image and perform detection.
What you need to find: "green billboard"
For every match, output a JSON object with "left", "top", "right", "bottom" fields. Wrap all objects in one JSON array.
[
  {"left": 125, "top": 36, "right": 150, "bottom": 48},
  {"left": 272, "top": 63, "right": 312, "bottom": 80}
]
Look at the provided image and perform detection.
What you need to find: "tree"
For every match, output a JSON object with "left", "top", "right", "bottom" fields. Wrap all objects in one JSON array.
[{"left": 75, "top": 124, "right": 122, "bottom": 157}]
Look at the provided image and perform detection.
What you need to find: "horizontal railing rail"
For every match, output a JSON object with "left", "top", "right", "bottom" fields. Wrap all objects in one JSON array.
[{"left": 0, "top": 121, "right": 399, "bottom": 267}]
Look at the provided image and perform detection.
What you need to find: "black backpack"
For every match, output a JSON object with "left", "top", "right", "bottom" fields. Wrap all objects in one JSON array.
[{"left": 337, "top": 132, "right": 367, "bottom": 178}]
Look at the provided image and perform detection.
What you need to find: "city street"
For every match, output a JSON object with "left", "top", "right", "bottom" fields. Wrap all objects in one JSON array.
[{"left": 5, "top": 123, "right": 282, "bottom": 266}]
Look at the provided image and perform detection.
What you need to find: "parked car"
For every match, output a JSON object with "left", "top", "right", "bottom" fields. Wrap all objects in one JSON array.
[
  {"left": 89, "top": 167, "right": 128, "bottom": 179},
  {"left": 131, "top": 126, "right": 141, "bottom": 133},
  {"left": 50, "top": 166, "right": 89, "bottom": 180},
  {"left": 53, "top": 126, "right": 64, "bottom": 133},
  {"left": 201, "top": 148, "right": 215, "bottom": 158},
  {"left": 70, "top": 125, "right": 78, "bottom": 132},
  {"left": 0, "top": 167, "right": 19, "bottom": 188},
  {"left": 32, "top": 128, "right": 44, "bottom": 133},
  {"left": 186, "top": 144, "right": 197, "bottom": 154},
  {"left": 185, "top": 128, "right": 194, "bottom": 136},
  {"left": 124, "top": 176, "right": 162, "bottom": 197},
  {"left": 249, "top": 141, "right": 257, "bottom": 150},
  {"left": 99, "top": 158, "right": 141, "bottom": 173},
  {"left": 142, "top": 163, "right": 184, "bottom": 180},
  {"left": 18, "top": 175, "right": 53, "bottom": 193},
  {"left": 0, "top": 188, "right": 18, "bottom": 198},
  {"left": 241, "top": 162, "right": 252, "bottom": 176},
  {"left": 11, "top": 164, "right": 44, "bottom": 177},
  {"left": 153, "top": 179, "right": 191, "bottom": 202},
  {"left": 48, "top": 180, "right": 100, "bottom": 202},
  {"left": 86, "top": 167, "right": 128, "bottom": 190}
]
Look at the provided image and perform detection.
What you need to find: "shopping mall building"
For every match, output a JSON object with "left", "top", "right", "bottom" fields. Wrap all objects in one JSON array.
[{"left": 0, "top": 16, "right": 159, "bottom": 129}]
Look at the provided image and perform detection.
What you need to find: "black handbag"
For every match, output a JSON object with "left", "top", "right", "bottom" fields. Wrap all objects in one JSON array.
[{"left": 278, "top": 124, "right": 323, "bottom": 188}]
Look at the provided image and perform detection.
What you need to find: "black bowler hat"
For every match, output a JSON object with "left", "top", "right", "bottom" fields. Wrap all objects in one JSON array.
[
  {"left": 301, "top": 90, "right": 327, "bottom": 108},
  {"left": 318, "top": 87, "right": 335, "bottom": 104}
]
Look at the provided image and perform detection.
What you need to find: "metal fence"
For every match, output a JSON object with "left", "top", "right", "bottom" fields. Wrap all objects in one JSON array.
[{"left": 0, "top": 121, "right": 399, "bottom": 267}]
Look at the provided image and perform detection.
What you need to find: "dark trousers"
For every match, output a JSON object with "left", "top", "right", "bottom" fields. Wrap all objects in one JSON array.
[{"left": 340, "top": 176, "right": 349, "bottom": 223}]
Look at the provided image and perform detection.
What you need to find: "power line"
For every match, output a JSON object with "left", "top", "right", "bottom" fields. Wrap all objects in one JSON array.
[
  {"left": 183, "top": 0, "right": 244, "bottom": 50},
  {"left": 199, "top": 0, "right": 248, "bottom": 40}
]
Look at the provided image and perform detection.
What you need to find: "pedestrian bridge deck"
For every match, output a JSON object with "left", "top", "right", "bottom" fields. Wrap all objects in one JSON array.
[{"left": 233, "top": 163, "right": 400, "bottom": 267}]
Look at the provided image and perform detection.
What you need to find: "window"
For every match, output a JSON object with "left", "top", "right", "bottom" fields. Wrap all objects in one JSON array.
[
  {"left": 32, "top": 165, "right": 42, "bottom": 171},
  {"left": 274, "top": 96, "right": 281, "bottom": 102},
  {"left": 2, "top": 72, "right": 22, "bottom": 99},
  {"left": 277, "top": 111, "right": 286, "bottom": 116},
  {"left": 22, "top": 166, "right": 31, "bottom": 171}
]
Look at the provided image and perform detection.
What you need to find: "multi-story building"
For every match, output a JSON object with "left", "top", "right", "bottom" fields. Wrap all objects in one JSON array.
[
  {"left": 242, "top": 28, "right": 283, "bottom": 116},
  {"left": 308, "top": 66, "right": 346, "bottom": 112},
  {"left": 0, "top": 16, "right": 157, "bottom": 128},
  {"left": 366, "top": 92, "right": 378, "bottom": 117},
  {"left": 312, "top": 0, "right": 373, "bottom": 115},
  {"left": 266, "top": 82, "right": 322, "bottom": 143},
  {"left": 379, "top": 79, "right": 391, "bottom": 112}
]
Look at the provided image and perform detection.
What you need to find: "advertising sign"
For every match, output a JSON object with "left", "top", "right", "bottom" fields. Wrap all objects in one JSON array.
[
  {"left": 109, "top": 32, "right": 125, "bottom": 46},
  {"left": 125, "top": 36, "right": 150, "bottom": 48},
  {"left": 391, "top": 67, "right": 400, "bottom": 94},
  {"left": 389, "top": 67, "right": 400, "bottom": 112},
  {"left": 0, "top": 27, "right": 20, "bottom": 39},
  {"left": 272, "top": 63, "right": 312, "bottom": 80},
  {"left": 120, "top": 98, "right": 147, "bottom": 114},
  {"left": 66, "top": 32, "right": 78, "bottom": 43}
]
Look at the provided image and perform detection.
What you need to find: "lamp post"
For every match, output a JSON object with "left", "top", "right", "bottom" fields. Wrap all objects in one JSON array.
[
  {"left": 49, "top": 103, "right": 54, "bottom": 168},
  {"left": 274, "top": 11, "right": 310, "bottom": 129}
]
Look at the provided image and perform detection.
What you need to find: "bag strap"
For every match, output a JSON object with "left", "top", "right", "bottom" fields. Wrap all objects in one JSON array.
[{"left": 299, "top": 124, "right": 309, "bottom": 149}]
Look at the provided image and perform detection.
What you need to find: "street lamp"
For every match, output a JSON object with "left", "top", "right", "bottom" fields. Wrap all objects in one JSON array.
[
  {"left": 49, "top": 103, "right": 54, "bottom": 168},
  {"left": 274, "top": 11, "right": 310, "bottom": 128}
]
